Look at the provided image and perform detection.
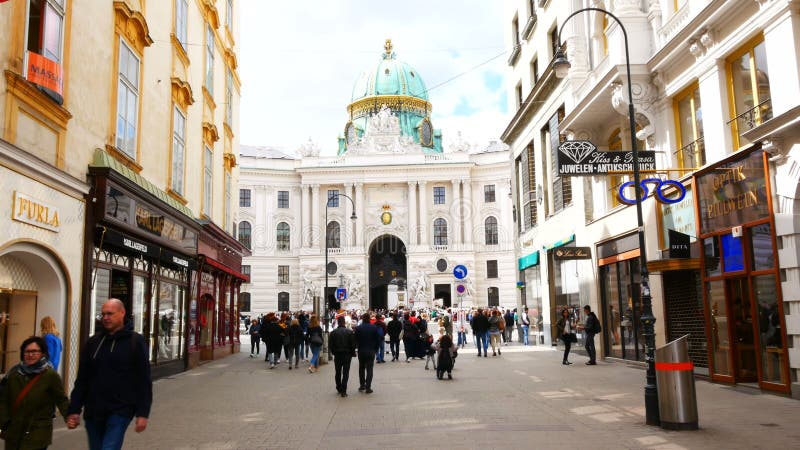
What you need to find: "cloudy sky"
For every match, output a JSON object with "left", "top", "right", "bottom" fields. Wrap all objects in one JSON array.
[{"left": 239, "top": 1, "right": 509, "bottom": 155}]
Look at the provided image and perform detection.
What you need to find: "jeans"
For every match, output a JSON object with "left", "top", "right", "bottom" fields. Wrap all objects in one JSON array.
[
  {"left": 521, "top": 325, "right": 530, "bottom": 345},
  {"left": 358, "top": 352, "right": 375, "bottom": 389},
  {"left": 292, "top": 343, "right": 302, "bottom": 366},
  {"left": 457, "top": 331, "right": 467, "bottom": 347},
  {"left": 84, "top": 414, "right": 132, "bottom": 450},
  {"left": 585, "top": 332, "right": 597, "bottom": 362},
  {"left": 376, "top": 340, "right": 385, "bottom": 362},
  {"left": 475, "top": 332, "right": 489, "bottom": 354},
  {"left": 267, "top": 351, "right": 280, "bottom": 365},
  {"left": 299, "top": 339, "right": 306, "bottom": 359},
  {"left": 310, "top": 344, "right": 322, "bottom": 367},
  {"left": 250, "top": 337, "right": 260, "bottom": 354},
  {"left": 334, "top": 353, "right": 352, "bottom": 393},
  {"left": 489, "top": 331, "right": 501, "bottom": 352},
  {"left": 389, "top": 338, "right": 400, "bottom": 360},
  {"left": 561, "top": 335, "right": 572, "bottom": 362}
]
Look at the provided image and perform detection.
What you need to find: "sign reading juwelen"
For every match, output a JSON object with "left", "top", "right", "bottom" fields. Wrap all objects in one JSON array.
[
  {"left": 557, "top": 140, "right": 657, "bottom": 175},
  {"left": 696, "top": 149, "right": 769, "bottom": 235}
]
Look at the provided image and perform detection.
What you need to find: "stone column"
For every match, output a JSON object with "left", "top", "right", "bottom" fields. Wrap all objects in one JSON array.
[
  {"left": 355, "top": 182, "right": 364, "bottom": 247},
  {"left": 451, "top": 179, "right": 462, "bottom": 246},
  {"left": 407, "top": 181, "right": 417, "bottom": 245},
  {"left": 311, "top": 184, "right": 320, "bottom": 249},
  {"left": 292, "top": 186, "right": 303, "bottom": 250},
  {"left": 463, "top": 180, "right": 473, "bottom": 245},
  {"left": 418, "top": 181, "right": 428, "bottom": 246},
  {"left": 344, "top": 183, "right": 354, "bottom": 247},
  {"left": 300, "top": 184, "right": 309, "bottom": 248}
]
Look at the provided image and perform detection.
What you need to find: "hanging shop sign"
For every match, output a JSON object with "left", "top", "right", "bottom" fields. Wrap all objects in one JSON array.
[
  {"left": 618, "top": 178, "right": 687, "bottom": 205},
  {"left": 12, "top": 191, "right": 60, "bottom": 232},
  {"left": 696, "top": 149, "right": 769, "bottom": 235},
  {"left": 659, "top": 184, "right": 696, "bottom": 248},
  {"left": 557, "top": 140, "right": 656, "bottom": 175},
  {"left": 668, "top": 229, "right": 691, "bottom": 259},
  {"left": 553, "top": 246, "right": 592, "bottom": 260},
  {"left": 26, "top": 51, "right": 63, "bottom": 98}
]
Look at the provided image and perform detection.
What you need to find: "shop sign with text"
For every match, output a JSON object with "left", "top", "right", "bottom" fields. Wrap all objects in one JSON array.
[
  {"left": 27, "top": 51, "right": 63, "bottom": 97},
  {"left": 12, "top": 191, "right": 60, "bottom": 232},
  {"left": 557, "top": 140, "right": 656, "bottom": 175},
  {"left": 696, "top": 150, "right": 769, "bottom": 235},
  {"left": 553, "top": 246, "right": 592, "bottom": 260}
]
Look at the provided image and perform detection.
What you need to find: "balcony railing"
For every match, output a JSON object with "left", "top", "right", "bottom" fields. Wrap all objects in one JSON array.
[
  {"left": 327, "top": 247, "right": 342, "bottom": 255},
  {"left": 673, "top": 136, "right": 705, "bottom": 175},
  {"left": 728, "top": 99, "right": 773, "bottom": 138},
  {"left": 522, "top": 14, "right": 537, "bottom": 41},
  {"left": 432, "top": 244, "right": 449, "bottom": 252}
]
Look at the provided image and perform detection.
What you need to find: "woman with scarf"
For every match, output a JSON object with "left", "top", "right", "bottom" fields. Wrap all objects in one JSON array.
[{"left": 0, "top": 336, "right": 69, "bottom": 449}]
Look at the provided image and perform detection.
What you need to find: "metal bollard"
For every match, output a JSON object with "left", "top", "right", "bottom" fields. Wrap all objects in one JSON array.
[{"left": 655, "top": 334, "right": 698, "bottom": 430}]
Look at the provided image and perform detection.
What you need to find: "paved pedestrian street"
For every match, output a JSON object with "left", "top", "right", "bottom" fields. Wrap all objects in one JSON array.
[{"left": 53, "top": 338, "right": 800, "bottom": 450}]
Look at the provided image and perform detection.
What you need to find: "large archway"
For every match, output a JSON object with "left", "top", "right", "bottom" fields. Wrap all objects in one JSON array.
[{"left": 368, "top": 235, "right": 406, "bottom": 311}]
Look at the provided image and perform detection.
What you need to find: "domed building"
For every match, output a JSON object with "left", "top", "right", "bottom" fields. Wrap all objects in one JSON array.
[{"left": 238, "top": 41, "right": 516, "bottom": 316}]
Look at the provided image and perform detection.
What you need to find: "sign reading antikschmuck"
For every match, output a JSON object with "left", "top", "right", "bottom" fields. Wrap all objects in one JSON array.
[{"left": 557, "top": 140, "right": 657, "bottom": 175}]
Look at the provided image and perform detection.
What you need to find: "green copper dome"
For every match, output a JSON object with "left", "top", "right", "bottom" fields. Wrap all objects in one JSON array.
[{"left": 351, "top": 40, "right": 429, "bottom": 101}]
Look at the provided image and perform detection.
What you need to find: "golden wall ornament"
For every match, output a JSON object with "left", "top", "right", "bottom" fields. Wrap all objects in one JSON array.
[
  {"left": 171, "top": 77, "right": 195, "bottom": 110},
  {"left": 381, "top": 211, "right": 392, "bottom": 225},
  {"left": 113, "top": 1, "right": 153, "bottom": 54}
]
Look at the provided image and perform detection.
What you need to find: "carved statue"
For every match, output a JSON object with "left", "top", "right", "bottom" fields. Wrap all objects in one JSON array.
[{"left": 302, "top": 271, "right": 317, "bottom": 306}]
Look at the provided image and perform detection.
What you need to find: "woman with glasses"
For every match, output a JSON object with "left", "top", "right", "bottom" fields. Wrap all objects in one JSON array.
[{"left": 0, "top": 336, "right": 70, "bottom": 449}]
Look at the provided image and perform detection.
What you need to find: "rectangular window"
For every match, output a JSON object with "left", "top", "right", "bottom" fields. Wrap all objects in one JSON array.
[
  {"left": 115, "top": 39, "right": 140, "bottom": 158},
  {"left": 241, "top": 265, "right": 250, "bottom": 276},
  {"left": 327, "top": 189, "right": 339, "bottom": 207},
  {"left": 512, "top": 16, "right": 520, "bottom": 46},
  {"left": 674, "top": 83, "right": 705, "bottom": 173},
  {"left": 224, "top": 172, "right": 232, "bottom": 233},
  {"left": 225, "top": 69, "right": 233, "bottom": 126},
  {"left": 530, "top": 57, "right": 539, "bottom": 85},
  {"left": 205, "top": 25, "right": 214, "bottom": 95},
  {"left": 26, "top": 0, "right": 65, "bottom": 66},
  {"left": 278, "top": 190, "right": 289, "bottom": 208},
  {"left": 487, "top": 260, "right": 498, "bottom": 278},
  {"left": 550, "top": 26, "right": 560, "bottom": 58},
  {"left": 488, "top": 287, "right": 500, "bottom": 307},
  {"left": 171, "top": 107, "right": 186, "bottom": 195},
  {"left": 239, "top": 189, "right": 251, "bottom": 207},
  {"left": 226, "top": 0, "right": 233, "bottom": 32},
  {"left": 433, "top": 186, "right": 446, "bottom": 204},
  {"left": 278, "top": 265, "right": 289, "bottom": 284},
  {"left": 727, "top": 38, "right": 771, "bottom": 149},
  {"left": 519, "top": 143, "right": 537, "bottom": 229},
  {"left": 203, "top": 146, "right": 213, "bottom": 216},
  {"left": 515, "top": 82, "right": 523, "bottom": 109},
  {"left": 484, "top": 185, "right": 496, "bottom": 203},
  {"left": 543, "top": 107, "right": 570, "bottom": 214},
  {"left": 176, "top": 0, "right": 188, "bottom": 50}
]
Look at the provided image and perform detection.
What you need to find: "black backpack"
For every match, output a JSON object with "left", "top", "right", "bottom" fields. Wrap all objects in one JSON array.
[{"left": 592, "top": 313, "right": 602, "bottom": 334}]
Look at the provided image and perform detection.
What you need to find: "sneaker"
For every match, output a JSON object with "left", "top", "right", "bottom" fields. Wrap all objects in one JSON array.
[
  {"left": 365, "top": 388, "right": 373, "bottom": 394},
  {"left": 269, "top": 364, "right": 275, "bottom": 369}
]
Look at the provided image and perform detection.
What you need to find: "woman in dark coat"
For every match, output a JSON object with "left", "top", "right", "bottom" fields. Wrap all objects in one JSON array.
[
  {"left": 288, "top": 319, "right": 304, "bottom": 370},
  {"left": 402, "top": 314, "right": 422, "bottom": 362},
  {"left": 0, "top": 336, "right": 69, "bottom": 450},
  {"left": 307, "top": 315, "right": 323, "bottom": 373},
  {"left": 260, "top": 313, "right": 285, "bottom": 368},
  {"left": 555, "top": 308, "right": 575, "bottom": 365}
]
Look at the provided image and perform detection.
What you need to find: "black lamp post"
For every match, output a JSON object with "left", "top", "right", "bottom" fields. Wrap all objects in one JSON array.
[
  {"left": 324, "top": 192, "right": 357, "bottom": 359},
  {"left": 552, "top": 8, "right": 659, "bottom": 426}
]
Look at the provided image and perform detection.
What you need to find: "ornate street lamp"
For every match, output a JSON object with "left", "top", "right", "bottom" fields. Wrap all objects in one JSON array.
[
  {"left": 553, "top": 8, "right": 659, "bottom": 426},
  {"left": 324, "top": 192, "right": 357, "bottom": 359}
]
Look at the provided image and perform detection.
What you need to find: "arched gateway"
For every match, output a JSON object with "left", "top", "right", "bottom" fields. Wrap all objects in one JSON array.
[{"left": 368, "top": 235, "right": 406, "bottom": 310}]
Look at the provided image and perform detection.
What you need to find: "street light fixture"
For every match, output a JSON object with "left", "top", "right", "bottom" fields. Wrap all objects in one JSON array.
[
  {"left": 324, "top": 192, "right": 357, "bottom": 360},
  {"left": 553, "top": 8, "right": 659, "bottom": 426}
]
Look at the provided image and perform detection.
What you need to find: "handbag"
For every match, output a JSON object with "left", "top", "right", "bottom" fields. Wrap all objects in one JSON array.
[
  {"left": 569, "top": 332, "right": 578, "bottom": 343},
  {"left": 310, "top": 333, "right": 323, "bottom": 346}
]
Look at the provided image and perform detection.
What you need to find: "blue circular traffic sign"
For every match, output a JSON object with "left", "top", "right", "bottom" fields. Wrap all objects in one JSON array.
[
  {"left": 456, "top": 284, "right": 466, "bottom": 294},
  {"left": 453, "top": 265, "right": 468, "bottom": 280}
]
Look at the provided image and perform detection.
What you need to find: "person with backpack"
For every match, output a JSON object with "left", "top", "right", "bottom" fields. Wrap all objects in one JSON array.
[{"left": 581, "top": 305, "right": 601, "bottom": 365}]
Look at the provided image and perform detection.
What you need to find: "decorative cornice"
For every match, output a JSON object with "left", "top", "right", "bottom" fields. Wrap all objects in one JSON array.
[
  {"left": 170, "top": 77, "right": 194, "bottom": 110},
  {"left": 4, "top": 70, "right": 72, "bottom": 128},
  {"left": 201, "top": 0, "right": 221, "bottom": 29},
  {"left": 202, "top": 86, "right": 217, "bottom": 110},
  {"left": 224, "top": 152, "right": 237, "bottom": 170},
  {"left": 113, "top": 1, "right": 153, "bottom": 54},
  {"left": 224, "top": 47, "right": 238, "bottom": 71},
  {"left": 347, "top": 95, "right": 432, "bottom": 120},
  {"left": 170, "top": 33, "right": 190, "bottom": 67},
  {"left": 104, "top": 143, "right": 143, "bottom": 173},
  {"left": 202, "top": 122, "right": 220, "bottom": 145}
]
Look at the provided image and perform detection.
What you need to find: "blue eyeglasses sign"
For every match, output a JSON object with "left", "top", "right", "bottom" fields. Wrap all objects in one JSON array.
[{"left": 617, "top": 178, "right": 687, "bottom": 205}]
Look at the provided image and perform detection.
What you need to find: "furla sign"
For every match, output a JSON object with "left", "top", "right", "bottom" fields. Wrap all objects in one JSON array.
[{"left": 12, "top": 191, "right": 60, "bottom": 232}]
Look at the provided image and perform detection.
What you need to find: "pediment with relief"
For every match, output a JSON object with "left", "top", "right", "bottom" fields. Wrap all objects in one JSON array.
[{"left": 346, "top": 105, "right": 422, "bottom": 155}]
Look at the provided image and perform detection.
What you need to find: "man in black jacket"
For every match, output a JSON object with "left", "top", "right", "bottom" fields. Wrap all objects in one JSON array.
[
  {"left": 386, "top": 312, "right": 403, "bottom": 361},
  {"left": 471, "top": 308, "right": 490, "bottom": 357},
  {"left": 329, "top": 316, "right": 356, "bottom": 397},
  {"left": 582, "top": 305, "right": 600, "bottom": 365},
  {"left": 67, "top": 298, "right": 152, "bottom": 450},
  {"left": 353, "top": 313, "right": 381, "bottom": 393}
]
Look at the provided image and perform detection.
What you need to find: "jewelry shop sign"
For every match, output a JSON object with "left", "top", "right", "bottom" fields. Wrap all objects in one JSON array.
[
  {"left": 558, "top": 140, "right": 656, "bottom": 175},
  {"left": 12, "top": 191, "right": 60, "bottom": 232}
]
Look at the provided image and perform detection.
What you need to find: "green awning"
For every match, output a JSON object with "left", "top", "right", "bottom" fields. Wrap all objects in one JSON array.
[
  {"left": 546, "top": 234, "right": 575, "bottom": 250},
  {"left": 518, "top": 251, "right": 539, "bottom": 271}
]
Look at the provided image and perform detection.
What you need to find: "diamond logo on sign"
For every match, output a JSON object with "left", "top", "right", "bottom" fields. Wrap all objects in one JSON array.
[{"left": 559, "top": 140, "right": 597, "bottom": 164}]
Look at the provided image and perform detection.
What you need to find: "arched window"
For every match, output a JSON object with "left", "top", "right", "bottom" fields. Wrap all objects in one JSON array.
[
  {"left": 326, "top": 221, "right": 340, "bottom": 248},
  {"left": 433, "top": 218, "right": 448, "bottom": 246},
  {"left": 240, "top": 292, "right": 251, "bottom": 312},
  {"left": 276, "top": 222, "right": 290, "bottom": 251},
  {"left": 485, "top": 216, "right": 498, "bottom": 245},
  {"left": 238, "top": 221, "right": 251, "bottom": 248},
  {"left": 278, "top": 292, "right": 290, "bottom": 312}
]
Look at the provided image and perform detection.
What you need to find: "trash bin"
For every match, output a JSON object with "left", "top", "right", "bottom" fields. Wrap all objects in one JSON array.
[{"left": 655, "top": 334, "right": 698, "bottom": 430}]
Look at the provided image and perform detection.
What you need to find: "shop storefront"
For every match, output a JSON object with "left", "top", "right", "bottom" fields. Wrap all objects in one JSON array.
[
  {"left": 597, "top": 233, "right": 645, "bottom": 362},
  {"left": 1, "top": 139, "right": 89, "bottom": 387},
  {"left": 518, "top": 251, "right": 545, "bottom": 345},
  {"left": 84, "top": 153, "right": 199, "bottom": 378},
  {"left": 187, "top": 221, "right": 248, "bottom": 368},
  {"left": 695, "top": 146, "right": 789, "bottom": 393},
  {"left": 544, "top": 236, "right": 592, "bottom": 349}
]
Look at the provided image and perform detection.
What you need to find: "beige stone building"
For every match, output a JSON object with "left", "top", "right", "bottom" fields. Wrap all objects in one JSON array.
[{"left": 0, "top": 0, "right": 244, "bottom": 383}]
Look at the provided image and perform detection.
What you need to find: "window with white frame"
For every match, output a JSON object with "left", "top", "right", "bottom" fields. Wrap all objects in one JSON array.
[
  {"left": 226, "top": 0, "right": 233, "bottom": 32},
  {"left": 278, "top": 265, "right": 289, "bottom": 284},
  {"left": 176, "top": 0, "right": 188, "bottom": 50},
  {"left": 26, "top": 0, "right": 66, "bottom": 104},
  {"left": 225, "top": 69, "right": 233, "bottom": 126},
  {"left": 277, "top": 191, "right": 289, "bottom": 208},
  {"left": 225, "top": 172, "right": 232, "bottom": 232},
  {"left": 239, "top": 189, "right": 251, "bottom": 207},
  {"left": 203, "top": 146, "right": 213, "bottom": 216},
  {"left": 327, "top": 190, "right": 339, "bottom": 207},
  {"left": 116, "top": 40, "right": 140, "bottom": 158},
  {"left": 485, "top": 216, "right": 499, "bottom": 245},
  {"left": 205, "top": 25, "right": 214, "bottom": 95},
  {"left": 171, "top": 107, "right": 186, "bottom": 195},
  {"left": 238, "top": 221, "right": 251, "bottom": 248},
  {"left": 326, "top": 222, "right": 341, "bottom": 248},
  {"left": 433, "top": 218, "right": 448, "bottom": 245},
  {"left": 433, "top": 186, "right": 446, "bottom": 205},
  {"left": 484, "top": 185, "right": 496, "bottom": 203},
  {"left": 276, "top": 222, "right": 290, "bottom": 251}
]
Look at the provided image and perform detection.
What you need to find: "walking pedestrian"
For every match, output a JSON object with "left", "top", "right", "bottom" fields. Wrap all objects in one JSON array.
[
  {"left": 386, "top": 312, "right": 403, "bottom": 362},
  {"left": 249, "top": 319, "right": 261, "bottom": 357},
  {"left": 40, "top": 315, "right": 63, "bottom": 371},
  {"left": 288, "top": 319, "right": 304, "bottom": 369},
  {"left": 581, "top": 305, "right": 600, "bottom": 365},
  {"left": 435, "top": 334, "right": 456, "bottom": 380},
  {"left": 520, "top": 307, "right": 531, "bottom": 346},
  {"left": 0, "top": 336, "right": 70, "bottom": 450},
  {"left": 402, "top": 313, "right": 420, "bottom": 362},
  {"left": 471, "top": 308, "right": 489, "bottom": 357},
  {"left": 354, "top": 313, "right": 381, "bottom": 394},
  {"left": 374, "top": 314, "right": 387, "bottom": 363},
  {"left": 455, "top": 309, "right": 468, "bottom": 348},
  {"left": 488, "top": 310, "right": 502, "bottom": 356},
  {"left": 298, "top": 311, "right": 309, "bottom": 360},
  {"left": 329, "top": 316, "right": 356, "bottom": 397},
  {"left": 66, "top": 298, "right": 152, "bottom": 450},
  {"left": 281, "top": 314, "right": 292, "bottom": 364},
  {"left": 307, "top": 315, "right": 323, "bottom": 373},
  {"left": 262, "top": 313, "right": 284, "bottom": 368},
  {"left": 503, "top": 309, "right": 515, "bottom": 344},
  {"left": 556, "top": 308, "right": 576, "bottom": 365},
  {"left": 441, "top": 310, "right": 453, "bottom": 338}
]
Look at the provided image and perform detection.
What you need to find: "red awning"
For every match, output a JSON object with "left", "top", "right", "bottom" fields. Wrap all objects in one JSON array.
[{"left": 200, "top": 256, "right": 249, "bottom": 282}]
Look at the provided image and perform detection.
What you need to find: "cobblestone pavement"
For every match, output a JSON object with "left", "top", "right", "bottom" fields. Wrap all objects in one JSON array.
[{"left": 52, "top": 336, "right": 800, "bottom": 449}]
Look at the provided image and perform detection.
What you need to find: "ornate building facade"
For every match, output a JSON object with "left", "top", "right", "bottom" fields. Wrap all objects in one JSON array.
[{"left": 239, "top": 42, "right": 516, "bottom": 315}]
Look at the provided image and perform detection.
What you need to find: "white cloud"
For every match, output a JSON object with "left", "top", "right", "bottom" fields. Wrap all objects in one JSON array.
[{"left": 239, "top": 0, "right": 509, "bottom": 155}]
